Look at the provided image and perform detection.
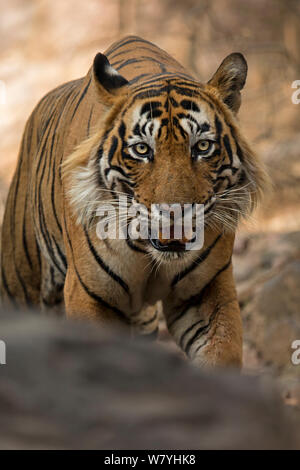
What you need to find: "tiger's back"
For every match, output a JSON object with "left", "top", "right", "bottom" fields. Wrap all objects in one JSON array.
[{"left": 1, "top": 77, "right": 82, "bottom": 306}]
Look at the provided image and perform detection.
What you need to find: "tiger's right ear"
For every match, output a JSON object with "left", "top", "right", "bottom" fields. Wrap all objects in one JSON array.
[{"left": 93, "top": 53, "right": 129, "bottom": 105}]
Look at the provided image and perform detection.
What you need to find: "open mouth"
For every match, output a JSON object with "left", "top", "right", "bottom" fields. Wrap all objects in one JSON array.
[
  {"left": 148, "top": 227, "right": 197, "bottom": 252},
  {"left": 149, "top": 237, "right": 187, "bottom": 252}
]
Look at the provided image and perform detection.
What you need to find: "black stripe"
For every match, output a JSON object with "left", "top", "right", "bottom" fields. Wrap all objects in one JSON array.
[
  {"left": 111, "top": 45, "right": 183, "bottom": 64},
  {"left": 179, "top": 318, "right": 204, "bottom": 349},
  {"left": 46, "top": 125, "right": 57, "bottom": 184},
  {"left": 133, "top": 123, "right": 141, "bottom": 137},
  {"left": 129, "top": 73, "right": 152, "bottom": 85},
  {"left": 235, "top": 140, "right": 245, "bottom": 163},
  {"left": 185, "top": 299, "right": 229, "bottom": 356},
  {"left": 52, "top": 236, "right": 67, "bottom": 271},
  {"left": 104, "top": 164, "right": 129, "bottom": 180},
  {"left": 172, "top": 81, "right": 202, "bottom": 89},
  {"left": 171, "top": 234, "right": 222, "bottom": 288},
  {"left": 39, "top": 201, "right": 66, "bottom": 276},
  {"left": 171, "top": 85, "right": 201, "bottom": 98},
  {"left": 138, "top": 313, "right": 157, "bottom": 326},
  {"left": 35, "top": 108, "right": 57, "bottom": 205},
  {"left": 169, "top": 258, "right": 231, "bottom": 328},
  {"left": 217, "top": 164, "right": 239, "bottom": 175},
  {"left": 192, "top": 336, "right": 210, "bottom": 356},
  {"left": 131, "top": 74, "right": 195, "bottom": 91},
  {"left": 132, "top": 56, "right": 167, "bottom": 73},
  {"left": 106, "top": 37, "right": 142, "bottom": 56},
  {"left": 169, "top": 96, "right": 179, "bottom": 107},
  {"left": 215, "top": 175, "right": 231, "bottom": 191},
  {"left": 192, "top": 298, "right": 236, "bottom": 357},
  {"left": 115, "top": 58, "right": 140, "bottom": 71},
  {"left": 51, "top": 163, "right": 63, "bottom": 234},
  {"left": 140, "top": 101, "right": 161, "bottom": 116},
  {"left": 1, "top": 265, "right": 16, "bottom": 304},
  {"left": 87, "top": 105, "right": 94, "bottom": 136},
  {"left": 74, "top": 261, "right": 128, "bottom": 321},
  {"left": 106, "top": 36, "right": 155, "bottom": 57},
  {"left": 9, "top": 137, "right": 31, "bottom": 305},
  {"left": 39, "top": 178, "right": 65, "bottom": 275},
  {"left": 15, "top": 265, "right": 31, "bottom": 306},
  {"left": 48, "top": 105, "right": 64, "bottom": 235},
  {"left": 35, "top": 239, "right": 42, "bottom": 271},
  {"left": 126, "top": 238, "right": 147, "bottom": 254},
  {"left": 196, "top": 91, "right": 217, "bottom": 110},
  {"left": 177, "top": 113, "right": 209, "bottom": 134},
  {"left": 36, "top": 111, "right": 66, "bottom": 276},
  {"left": 223, "top": 134, "right": 233, "bottom": 165},
  {"left": 110, "top": 47, "right": 153, "bottom": 61},
  {"left": 180, "top": 100, "right": 200, "bottom": 112},
  {"left": 22, "top": 195, "right": 33, "bottom": 270},
  {"left": 64, "top": 222, "right": 128, "bottom": 322},
  {"left": 84, "top": 227, "right": 130, "bottom": 295},
  {"left": 70, "top": 77, "right": 91, "bottom": 122},
  {"left": 58, "top": 83, "right": 82, "bottom": 181},
  {"left": 118, "top": 122, "right": 126, "bottom": 140},
  {"left": 150, "top": 109, "right": 162, "bottom": 118},
  {"left": 129, "top": 87, "right": 170, "bottom": 104},
  {"left": 214, "top": 115, "right": 223, "bottom": 141},
  {"left": 172, "top": 116, "right": 187, "bottom": 139},
  {"left": 108, "top": 136, "right": 118, "bottom": 164},
  {"left": 185, "top": 309, "right": 217, "bottom": 356}
]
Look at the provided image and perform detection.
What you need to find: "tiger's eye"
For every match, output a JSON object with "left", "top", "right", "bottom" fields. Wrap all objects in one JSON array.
[
  {"left": 196, "top": 140, "right": 211, "bottom": 152},
  {"left": 134, "top": 143, "right": 150, "bottom": 155}
]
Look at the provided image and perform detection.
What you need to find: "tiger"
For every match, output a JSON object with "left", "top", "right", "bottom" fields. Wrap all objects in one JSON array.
[{"left": 0, "top": 35, "right": 269, "bottom": 367}]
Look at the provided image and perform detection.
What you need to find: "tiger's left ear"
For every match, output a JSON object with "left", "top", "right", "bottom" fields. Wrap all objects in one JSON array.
[
  {"left": 207, "top": 53, "right": 247, "bottom": 114},
  {"left": 93, "top": 53, "right": 129, "bottom": 105}
]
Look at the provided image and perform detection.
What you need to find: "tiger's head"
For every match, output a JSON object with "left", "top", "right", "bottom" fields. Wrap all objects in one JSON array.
[{"left": 64, "top": 52, "right": 269, "bottom": 263}]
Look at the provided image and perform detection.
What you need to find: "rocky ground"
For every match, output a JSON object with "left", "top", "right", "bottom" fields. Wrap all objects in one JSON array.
[
  {"left": 0, "top": 311, "right": 298, "bottom": 450},
  {"left": 237, "top": 136, "right": 300, "bottom": 411},
  {"left": 236, "top": 231, "right": 300, "bottom": 409},
  {"left": 156, "top": 229, "right": 300, "bottom": 420}
]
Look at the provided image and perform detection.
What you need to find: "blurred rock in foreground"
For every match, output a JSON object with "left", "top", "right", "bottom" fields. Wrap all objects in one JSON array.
[
  {"left": 233, "top": 230, "right": 300, "bottom": 410},
  {"left": 0, "top": 311, "right": 298, "bottom": 450}
]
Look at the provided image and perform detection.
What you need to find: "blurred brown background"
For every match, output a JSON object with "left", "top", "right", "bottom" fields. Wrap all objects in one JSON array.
[{"left": 0, "top": 0, "right": 300, "bottom": 409}]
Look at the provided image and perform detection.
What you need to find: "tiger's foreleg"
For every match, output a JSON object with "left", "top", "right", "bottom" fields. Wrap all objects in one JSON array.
[
  {"left": 163, "top": 261, "right": 243, "bottom": 368},
  {"left": 62, "top": 212, "right": 145, "bottom": 330},
  {"left": 63, "top": 263, "right": 131, "bottom": 329}
]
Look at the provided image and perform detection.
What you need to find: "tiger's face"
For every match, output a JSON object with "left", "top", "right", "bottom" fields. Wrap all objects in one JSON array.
[
  {"left": 99, "top": 86, "right": 243, "bottom": 260},
  {"left": 65, "top": 53, "right": 267, "bottom": 263}
]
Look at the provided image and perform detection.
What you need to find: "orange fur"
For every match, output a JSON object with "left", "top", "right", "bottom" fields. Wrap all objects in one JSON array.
[{"left": 1, "top": 36, "right": 270, "bottom": 367}]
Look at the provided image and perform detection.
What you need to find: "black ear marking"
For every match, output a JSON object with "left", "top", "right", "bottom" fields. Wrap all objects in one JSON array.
[
  {"left": 93, "top": 53, "right": 129, "bottom": 92},
  {"left": 207, "top": 52, "right": 248, "bottom": 113}
]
